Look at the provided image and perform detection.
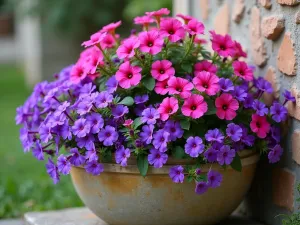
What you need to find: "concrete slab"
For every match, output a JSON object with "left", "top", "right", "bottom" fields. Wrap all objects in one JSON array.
[
  {"left": 24, "top": 207, "right": 264, "bottom": 225},
  {"left": 0, "top": 219, "right": 23, "bottom": 225}
]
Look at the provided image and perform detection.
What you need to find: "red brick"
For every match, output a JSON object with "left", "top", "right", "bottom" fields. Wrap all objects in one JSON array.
[
  {"left": 232, "top": 0, "right": 245, "bottom": 23},
  {"left": 261, "top": 15, "right": 285, "bottom": 40},
  {"left": 259, "top": 0, "right": 272, "bottom": 9},
  {"left": 199, "top": 0, "right": 210, "bottom": 21},
  {"left": 288, "top": 86, "right": 300, "bottom": 120},
  {"left": 295, "top": 11, "right": 300, "bottom": 24},
  {"left": 214, "top": 3, "right": 230, "bottom": 35},
  {"left": 272, "top": 168, "right": 295, "bottom": 211},
  {"left": 292, "top": 130, "right": 300, "bottom": 165},
  {"left": 277, "top": 0, "right": 299, "bottom": 6},
  {"left": 263, "top": 66, "right": 280, "bottom": 106}
]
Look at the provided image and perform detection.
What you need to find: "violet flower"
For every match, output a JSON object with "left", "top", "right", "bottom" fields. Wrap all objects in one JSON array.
[
  {"left": 85, "top": 160, "right": 104, "bottom": 175},
  {"left": 148, "top": 148, "right": 168, "bottom": 168},
  {"left": 169, "top": 166, "right": 185, "bottom": 183}
]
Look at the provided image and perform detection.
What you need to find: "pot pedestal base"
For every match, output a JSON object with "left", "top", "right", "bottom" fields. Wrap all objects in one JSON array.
[{"left": 24, "top": 207, "right": 264, "bottom": 225}]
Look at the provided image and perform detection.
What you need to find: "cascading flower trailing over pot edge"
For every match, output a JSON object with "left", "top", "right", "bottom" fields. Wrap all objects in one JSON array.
[{"left": 16, "top": 8, "right": 295, "bottom": 195}]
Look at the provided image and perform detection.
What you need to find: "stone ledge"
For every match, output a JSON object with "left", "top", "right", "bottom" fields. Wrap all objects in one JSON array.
[{"left": 24, "top": 207, "right": 264, "bottom": 225}]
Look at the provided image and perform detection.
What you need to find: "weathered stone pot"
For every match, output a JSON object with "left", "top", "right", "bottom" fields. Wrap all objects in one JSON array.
[{"left": 70, "top": 151, "right": 259, "bottom": 225}]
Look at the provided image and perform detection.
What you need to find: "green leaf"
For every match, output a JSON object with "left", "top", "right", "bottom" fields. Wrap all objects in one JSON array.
[
  {"left": 230, "top": 154, "right": 242, "bottom": 172},
  {"left": 205, "top": 99, "right": 217, "bottom": 115},
  {"left": 180, "top": 119, "right": 190, "bottom": 130},
  {"left": 181, "top": 63, "right": 192, "bottom": 73},
  {"left": 142, "top": 77, "right": 155, "bottom": 91},
  {"left": 187, "top": 176, "right": 194, "bottom": 182},
  {"left": 118, "top": 96, "right": 134, "bottom": 106},
  {"left": 173, "top": 146, "right": 185, "bottom": 159},
  {"left": 133, "top": 117, "right": 143, "bottom": 129},
  {"left": 137, "top": 154, "right": 148, "bottom": 177},
  {"left": 102, "top": 151, "right": 112, "bottom": 163},
  {"left": 183, "top": 130, "right": 193, "bottom": 139}
]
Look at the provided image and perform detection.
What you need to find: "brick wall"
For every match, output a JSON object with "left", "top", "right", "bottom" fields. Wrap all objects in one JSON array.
[{"left": 173, "top": 0, "right": 300, "bottom": 224}]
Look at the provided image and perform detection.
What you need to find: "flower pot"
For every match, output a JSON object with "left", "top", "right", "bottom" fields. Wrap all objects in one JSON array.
[{"left": 70, "top": 151, "right": 259, "bottom": 225}]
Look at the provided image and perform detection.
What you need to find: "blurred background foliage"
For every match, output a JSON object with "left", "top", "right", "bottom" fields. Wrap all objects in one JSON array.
[{"left": 0, "top": 0, "right": 171, "bottom": 219}]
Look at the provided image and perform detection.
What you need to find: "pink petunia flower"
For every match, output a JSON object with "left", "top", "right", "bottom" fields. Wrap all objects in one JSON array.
[
  {"left": 215, "top": 93, "right": 239, "bottom": 120},
  {"left": 139, "top": 31, "right": 164, "bottom": 55},
  {"left": 193, "top": 71, "right": 220, "bottom": 96},
  {"left": 155, "top": 80, "right": 169, "bottom": 95},
  {"left": 151, "top": 60, "right": 175, "bottom": 81},
  {"left": 115, "top": 61, "right": 142, "bottom": 89},
  {"left": 250, "top": 114, "right": 270, "bottom": 138},
  {"left": 157, "top": 97, "right": 179, "bottom": 121},
  {"left": 194, "top": 60, "right": 218, "bottom": 75},
  {"left": 185, "top": 19, "right": 205, "bottom": 35},
  {"left": 101, "top": 21, "right": 122, "bottom": 34},
  {"left": 232, "top": 61, "right": 253, "bottom": 81},
  {"left": 100, "top": 34, "right": 116, "bottom": 49},
  {"left": 233, "top": 41, "right": 247, "bottom": 58},
  {"left": 134, "top": 16, "right": 155, "bottom": 28},
  {"left": 70, "top": 62, "right": 87, "bottom": 84},
  {"left": 182, "top": 94, "right": 208, "bottom": 119},
  {"left": 194, "top": 37, "right": 208, "bottom": 45},
  {"left": 84, "top": 47, "right": 104, "bottom": 74},
  {"left": 168, "top": 77, "right": 194, "bottom": 99},
  {"left": 210, "top": 31, "right": 236, "bottom": 57},
  {"left": 176, "top": 14, "right": 194, "bottom": 24},
  {"left": 146, "top": 8, "right": 170, "bottom": 18},
  {"left": 82, "top": 32, "right": 107, "bottom": 48},
  {"left": 116, "top": 37, "right": 140, "bottom": 59},
  {"left": 160, "top": 18, "right": 185, "bottom": 43}
]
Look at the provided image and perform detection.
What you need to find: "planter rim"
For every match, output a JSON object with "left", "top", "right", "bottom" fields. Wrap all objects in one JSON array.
[{"left": 74, "top": 150, "right": 259, "bottom": 175}]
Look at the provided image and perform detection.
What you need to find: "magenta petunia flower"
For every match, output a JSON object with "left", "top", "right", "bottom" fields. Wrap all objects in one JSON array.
[
  {"left": 160, "top": 18, "right": 185, "bottom": 43},
  {"left": 101, "top": 21, "right": 122, "bottom": 34},
  {"left": 168, "top": 77, "right": 193, "bottom": 99},
  {"left": 207, "top": 170, "right": 222, "bottom": 188},
  {"left": 185, "top": 136, "right": 205, "bottom": 157},
  {"left": 123, "top": 119, "right": 133, "bottom": 127},
  {"left": 155, "top": 79, "right": 169, "bottom": 95},
  {"left": 217, "top": 145, "right": 235, "bottom": 166},
  {"left": 81, "top": 32, "right": 107, "bottom": 48},
  {"left": 250, "top": 114, "right": 270, "bottom": 138},
  {"left": 83, "top": 47, "right": 104, "bottom": 74},
  {"left": 210, "top": 31, "right": 236, "bottom": 57},
  {"left": 193, "top": 71, "right": 220, "bottom": 96},
  {"left": 215, "top": 93, "right": 239, "bottom": 120},
  {"left": 116, "top": 37, "right": 140, "bottom": 59},
  {"left": 176, "top": 14, "right": 194, "bottom": 24},
  {"left": 181, "top": 94, "right": 208, "bottom": 119},
  {"left": 139, "top": 31, "right": 164, "bottom": 55},
  {"left": 148, "top": 148, "right": 168, "bottom": 168},
  {"left": 194, "top": 60, "right": 217, "bottom": 75},
  {"left": 115, "top": 146, "right": 131, "bottom": 167},
  {"left": 157, "top": 97, "right": 179, "bottom": 121},
  {"left": 232, "top": 61, "right": 253, "bottom": 81},
  {"left": 233, "top": 41, "right": 247, "bottom": 58},
  {"left": 100, "top": 34, "right": 116, "bottom": 49},
  {"left": 134, "top": 16, "right": 154, "bottom": 27},
  {"left": 116, "top": 61, "right": 142, "bottom": 89},
  {"left": 151, "top": 60, "right": 175, "bottom": 81},
  {"left": 146, "top": 8, "right": 170, "bottom": 18},
  {"left": 169, "top": 165, "right": 185, "bottom": 183},
  {"left": 185, "top": 19, "right": 205, "bottom": 35},
  {"left": 70, "top": 62, "right": 87, "bottom": 84}
]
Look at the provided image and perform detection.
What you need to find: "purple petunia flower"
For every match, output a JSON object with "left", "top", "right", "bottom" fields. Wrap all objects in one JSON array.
[
  {"left": 231, "top": 86, "right": 247, "bottom": 101},
  {"left": 134, "top": 94, "right": 149, "bottom": 104},
  {"left": 57, "top": 154, "right": 71, "bottom": 175},
  {"left": 217, "top": 145, "right": 236, "bottom": 165},
  {"left": 20, "top": 124, "right": 34, "bottom": 152},
  {"left": 106, "top": 76, "right": 118, "bottom": 93},
  {"left": 240, "top": 127, "right": 255, "bottom": 146},
  {"left": 98, "top": 125, "right": 119, "bottom": 146},
  {"left": 185, "top": 136, "right": 205, "bottom": 158},
  {"left": 72, "top": 118, "right": 90, "bottom": 138},
  {"left": 46, "top": 158, "right": 60, "bottom": 184},
  {"left": 195, "top": 181, "right": 208, "bottom": 195},
  {"left": 255, "top": 77, "right": 273, "bottom": 93},
  {"left": 76, "top": 97, "right": 94, "bottom": 116},
  {"left": 43, "top": 87, "right": 59, "bottom": 104},
  {"left": 268, "top": 144, "right": 283, "bottom": 163},
  {"left": 76, "top": 134, "right": 95, "bottom": 151},
  {"left": 148, "top": 148, "right": 168, "bottom": 168},
  {"left": 94, "top": 91, "right": 113, "bottom": 108},
  {"left": 207, "top": 170, "right": 222, "bottom": 188},
  {"left": 163, "top": 120, "right": 184, "bottom": 141},
  {"left": 270, "top": 102, "right": 287, "bottom": 123},
  {"left": 112, "top": 105, "right": 129, "bottom": 118},
  {"left": 204, "top": 147, "right": 218, "bottom": 162},
  {"left": 69, "top": 148, "right": 86, "bottom": 166},
  {"left": 134, "top": 104, "right": 147, "bottom": 117},
  {"left": 252, "top": 100, "right": 268, "bottom": 116},
  {"left": 219, "top": 78, "right": 234, "bottom": 92},
  {"left": 54, "top": 101, "right": 70, "bottom": 117},
  {"left": 283, "top": 89, "right": 296, "bottom": 103},
  {"left": 46, "top": 112, "right": 67, "bottom": 128},
  {"left": 242, "top": 94, "right": 254, "bottom": 109},
  {"left": 226, "top": 123, "right": 242, "bottom": 142},
  {"left": 205, "top": 128, "right": 224, "bottom": 143},
  {"left": 32, "top": 141, "right": 44, "bottom": 160},
  {"left": 79, "top": 83, "right": 96, "bottom": 97},
  {"left": 85, "top": 160, "right": 104, "bottom": 175},
  {"left": 139, "top": 124, "right": 154, "bottom": 144},
  {"left": 169, "top": 166, "right": 185, "bottom": 183},
  {"left": 85, "top": 149, "right": 98, "bottom": 162},
  {"left": 152, "top": 129, "right": 170, "bottom": 152},
  {"left": 115, "top": 146, "right": 131, "bottom": 167},
  {"left": 271, "top": 126, "right": 281, "bottom": 143},
  {"left": 141, "top": 108, "right": 160, "bottom": 125},
  {"left": 52, "top": 121, "right": 72, "bottom": 140},
  {"left": 39, "top": 123, "right": 53, "bottom": 143},
  {"left": 86, "top": 113, "right": 104, "bottom": 134}
]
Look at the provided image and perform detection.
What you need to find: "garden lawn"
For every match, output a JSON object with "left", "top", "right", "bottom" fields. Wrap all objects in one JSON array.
[{"left": 0, "top": 64, "right": 82, "bottom": 219}]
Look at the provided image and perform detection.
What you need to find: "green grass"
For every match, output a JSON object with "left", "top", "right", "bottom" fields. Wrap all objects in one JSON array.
[{"left": 0, "top": 64, "right": 82, "bottom": 218}]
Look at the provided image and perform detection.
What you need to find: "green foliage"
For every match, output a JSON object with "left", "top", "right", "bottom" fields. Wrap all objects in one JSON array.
[
  {"left": 137, "top": 154, "right": 148, "bottom": 177},
  {"left": 180, "top": 119, "right": 190, "bottom": 130},
  {"left": 173, "top": 146, "right": 185, "bottom": 159},
  {"left": 142, "top": 77, "right": 156, "bottom": 91},
  {"left": 133, "top": 117, "right": 143, "bottom": 129},
  {"left": 118, "top": 96, "right": 134, "bottom": 106},
  {"left": 230, "top": 154, "right": 242, "bottom": 172}
]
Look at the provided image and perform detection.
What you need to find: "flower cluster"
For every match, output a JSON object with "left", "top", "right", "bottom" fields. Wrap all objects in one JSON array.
[{"left": 16, "top": 9, "right": 293, "bottom": 195}]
